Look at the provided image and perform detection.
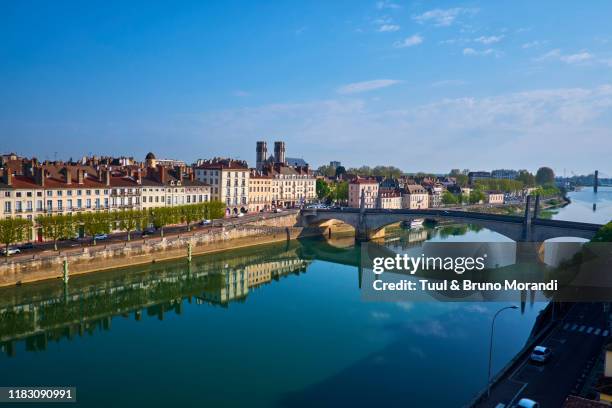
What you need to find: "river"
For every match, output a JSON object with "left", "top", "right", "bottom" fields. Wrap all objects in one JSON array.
[{"left": 0, "top": 188, "right": 609, "bottom": 407}]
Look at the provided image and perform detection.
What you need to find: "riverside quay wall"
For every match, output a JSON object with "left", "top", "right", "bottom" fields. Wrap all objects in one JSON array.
[{"left": 0, "top": 212, "right": 321, "bottom": 287}]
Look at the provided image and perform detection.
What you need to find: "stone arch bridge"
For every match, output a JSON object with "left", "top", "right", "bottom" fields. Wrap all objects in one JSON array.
[{"left": 300, "top": 202, "right": 603, "bottom": 242}]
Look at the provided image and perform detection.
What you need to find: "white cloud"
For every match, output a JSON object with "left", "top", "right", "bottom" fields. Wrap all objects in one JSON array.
[
  {"left": 158, "top": 84, "right": 612, "bottom": 172},
  {"left": 378, "top": 24, "right": 400, "bottom": 32},
  {"left": 376, "top": 0, "right": 401, "bottom": 10},
  {"left": 474, "top": 35, "right": 504, "bottom": 45},
  {"left": 412, "top": 8, "right": 478, "bottom": 27},
  {"left": 336, "top": 79, "right": 403, "bottom": 94},
  {"left": 537, "top": 49, "right": 594, "bottom": 65},
  {"left": 522, "top": 40, "right": 546, "bottom": 49},
  {"left": 560, "top": 52, "right": 593, "bottom": 64},
  {"left": 463, "top": 48, "right": 501, "bottom": 57},
  {"left": 394, "top": 34, "right": 423, "bottom": 48}
]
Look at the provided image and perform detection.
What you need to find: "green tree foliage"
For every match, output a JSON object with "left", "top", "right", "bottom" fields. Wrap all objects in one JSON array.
[
  {"left": 475, "top": 178, "right": 524, "bottom": 192},
  {"left": 468, "top": 189, "right": 485, "bottom": 204},
  {"left": 517, "top": 170, "right": 536, "bottom": 187},
  {"left": 334, "top": 181, "right": 349, "bottom": 201},
  {"left": 36, "top": 214, "right": 74, "bottom": 250},
  {"left": 533, "top": 185, "right": 560, "bottom": 197},
  {"left": 335, "top": 166, "right": 346, "bottom": 177},
  {"left": 535, "top": 167, "right": 555, "bottom": 186},
  {"left": 206, "top": 201, "right": 226, "bottom": 220},
  {"left": 0, "top": 218, "right": 32, "bottom": 256},
  {"left": 316, "top": 178, "right": 331, "bottom": 200},
  {"left": 592, "top": 222, "right": 612, "bottom": 242},
  {"left": 316, "top": 165, "right": 336, "bottom": 177},
  {"left": 115, "top": 210, "right": 142, "bottom": 241},
  {"left": 80, "top": 212, "right": 111, "bottom": 245},
  {"left": 441, "top": 191, "right": 459, "bottom": 205}
]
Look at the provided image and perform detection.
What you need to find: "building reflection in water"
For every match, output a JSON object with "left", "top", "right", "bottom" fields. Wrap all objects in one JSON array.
[{"left": 0, "top": 242, "right": 311, "bottom": 357}]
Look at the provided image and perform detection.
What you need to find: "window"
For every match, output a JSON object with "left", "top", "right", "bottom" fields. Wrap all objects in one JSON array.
[
  {"left": 16, "top": 192, "right": 22, "bottom": 197},
  {"left": 95, "top": 198, "right": 100, "bottom": 209},
  {"left": 77, "top": 199, "right": 82, "bottom": 209},
  {"left": 37, "top": 191, "right": 42, "bottom": 197},
  {"left": 86, "top": 190, "right": 91, "bottom": 195},
  {"left": 4, "top": 202, "right": 11, "bottom": 213},
  {"left": 104, "top": 198, "right": 109, "bottom": 207},
  {"left": 95, "top": 190, "right": 100, "bottom": 195},
  {"left": 46, "top": 200, "right": 52, "bottom": 211},
  {"left": 46, "top": 191, "right": 53, "bottom": 197},
  {"left": 57, "top": 200, "right": 63, "bottom": 210},
  {"left": 77, "top": 190, "right": 82, "bottom": 196},
  {"left": 3, "top": 191, "right": 9, "bottom": 197},
  {"left": 27, "top": 192, "right": 32, "bottom": 197},
  {"left": 26, "top": 201, "right": 32, "bottom": 211},
  {"left": 67, "top": 199, "right": 73, "bottom": 209},
  {"left": 36, "top": 200, "right": 42, "bottom": 211},
  {"left": 57, "top": 190, "right": 62, "bottom": 196},
  {"left": 86, "top": 199, "right": 91, "bottom": 208},
  {"left": 15, "top": 201, "right": 22, "bottom": 212},
  {"left": 67, "top": 190, "right": 72, "bottom": 196}
]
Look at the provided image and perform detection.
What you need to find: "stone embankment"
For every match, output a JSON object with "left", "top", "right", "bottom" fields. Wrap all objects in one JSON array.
[{"left": 0, "top": 212, "right": 321, "bottom": 287}]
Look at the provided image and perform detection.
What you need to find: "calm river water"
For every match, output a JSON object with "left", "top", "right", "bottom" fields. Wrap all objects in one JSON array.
[{"left": 0, "top": 187, "right": 609, "bottom": 407}]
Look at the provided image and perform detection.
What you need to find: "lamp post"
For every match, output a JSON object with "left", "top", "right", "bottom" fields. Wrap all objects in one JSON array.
[{"left": 487, "top": 305, "right": 518, "bottom": 398}]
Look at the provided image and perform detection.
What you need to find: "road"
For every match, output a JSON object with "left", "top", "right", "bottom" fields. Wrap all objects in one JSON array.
[
  {"left": 5, "top": 209, "right": 298, "bottom": 258},
  {"left": 476, "top": 303, "right": 610, "bottom": 407}
]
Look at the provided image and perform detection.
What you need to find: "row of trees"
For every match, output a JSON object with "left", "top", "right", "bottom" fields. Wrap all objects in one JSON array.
[
  {"left": 441, "top": 189, "right": 486, "bottom": 205},
  {"left": 0, "top": 201, "right": 226, "bottom": 255}
]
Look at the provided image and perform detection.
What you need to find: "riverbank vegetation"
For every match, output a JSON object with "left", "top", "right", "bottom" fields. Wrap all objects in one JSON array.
[{"left": 0, "top": 201, "right": 226, "bottom": 254}]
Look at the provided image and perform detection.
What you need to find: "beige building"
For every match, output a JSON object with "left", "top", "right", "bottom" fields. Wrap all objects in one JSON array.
[
  {"left": 348, "top": 178, "right": 379, "bottom": 208},
  {"left": 195, "top": 159, "right": 249, "bottom": 215},
  {"left": 378, "top": 191, "right": 402, "bottom": 209},
  {"left": 260, "top": 163, "right": 316, "bottom": 208},
  {"left": 402, "top": 185, "right": 429, "bottom": 209},
  {"left": 248, "top": 172, "right": 275, "bottom": 212}
]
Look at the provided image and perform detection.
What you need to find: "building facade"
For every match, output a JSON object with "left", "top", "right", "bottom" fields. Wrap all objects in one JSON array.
[{"left": 348, "top": 178, "right": 379, "bottom": 208}]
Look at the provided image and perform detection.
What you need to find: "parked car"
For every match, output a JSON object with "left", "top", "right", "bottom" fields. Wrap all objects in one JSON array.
[
  {"left": 17, "top": 242, "right": 35, "bottom": 250},
  {"left": 237, "top": 213, "right": 244, "bottom": 218},
  {"left": 94, "top": 233, "right": 109, "bottom": 241},
  {"left": 200, "top": 219, "right": 212, "bottom": 225},
  {"left": 1, "top": 247, "right": 21, "bottom": 255},
  {"left": 142, "top": 227, "right": 156, "bottom": 237},
  {"left": 530, "top": 346, "right": 552, "bottom": 363},
  {"left": 274, "top": 208, "right": 283, "bottom": 213},
  {"left": 515, "top": 398, "right": 539, "bottom": 408}
]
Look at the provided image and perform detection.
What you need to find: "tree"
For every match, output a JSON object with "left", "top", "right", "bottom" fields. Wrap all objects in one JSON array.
[
  {"left": 535, "top": 167, "right": 555, "bottom": 186},
  {"left": 179, "top": 203, "right": 205, "bottom": 231},
  {"left": 0, "top": 218, "right": 32, "bottom": 256},
  {"left": 36, "top": 214, "right": 73, "bottom": 250},
  {"left": 468, "top": 189, "right": 485, "bottom": 204},
  {"left": 335, "top": 166, "right": 346, "bottom": 177},
  {"left": 454, "top": 174, "right": 469, "bottom": 187},
  {"left": 115, "top": 210, "right": 141, "bottom": 241},
  {"left": 517, "top": 170, "right": 536, "bottom": 187},
  {"left": 442, "top": 191, "right": 458, "bottom": 205},
  {"left": 316, "top": 179, "right": 331, "bottom": 200},
  {"left": 81, "top": 212, "right": 111, "bottom": 245},
  {"left": 207, "top": 201, "right": 226, "bottom": 220},
  {"left": 333, "top": 181, "right": 349, "bottom": 202},
  {"left": 316, "top": 165, "right": 336, "bottom": 177}
]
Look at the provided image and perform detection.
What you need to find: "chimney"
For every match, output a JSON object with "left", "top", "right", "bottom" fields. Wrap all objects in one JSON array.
[
  {"left": 158, "top": 165, "right": 167, "bottom": 184},
  {"left": 105, "top": 169, "right": 111, "bottom": 186},
  {"left": 65, "top": 168, "right": 72, "bottom": 185},
  {"left": 77, "top": 169, "right": 84, "bottom": 184},
  {"left": 137, "top": 169, "right": 142, "bottom": 185},
  {"left": 36, "top": 168, "right": 46, "bottom": 187},
  {"left": 189, "top": 171, "right": 195, "bottom": 182},
  {"left": 3, "top": 170, "right": 13, "bottom": 186}
]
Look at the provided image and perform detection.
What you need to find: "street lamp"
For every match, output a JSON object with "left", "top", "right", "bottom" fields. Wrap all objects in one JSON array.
[{"left": 487, "top": 305, "right": 519, "bottom": 397}]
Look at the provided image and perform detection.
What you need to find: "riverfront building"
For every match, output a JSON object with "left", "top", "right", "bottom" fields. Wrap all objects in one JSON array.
[{"left": 194, "top": 158, "right": 250, "bottom": 215}]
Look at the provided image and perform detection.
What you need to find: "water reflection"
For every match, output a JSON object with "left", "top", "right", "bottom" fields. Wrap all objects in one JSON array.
[{"left": 0, "top": 243, "right": 311, "bottom": 355}]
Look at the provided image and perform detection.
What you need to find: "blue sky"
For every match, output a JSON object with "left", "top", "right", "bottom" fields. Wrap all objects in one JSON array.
[{"left": 1, "top": 0, "right": 611, "bottom": 174}]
